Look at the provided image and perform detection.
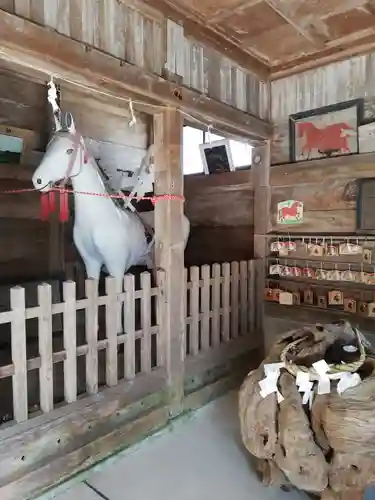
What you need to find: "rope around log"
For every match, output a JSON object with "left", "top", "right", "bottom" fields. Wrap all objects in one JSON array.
[{"left": 280, "top": 327, "right": 366, "bottom": 381}]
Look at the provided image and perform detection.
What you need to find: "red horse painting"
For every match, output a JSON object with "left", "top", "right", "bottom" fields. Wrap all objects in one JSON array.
[
  {"left": 278, "top": 201, "right": 303, "bottom": 223},
  {"left": 296, "top": 121, "right": 355, "bottom": 159}
]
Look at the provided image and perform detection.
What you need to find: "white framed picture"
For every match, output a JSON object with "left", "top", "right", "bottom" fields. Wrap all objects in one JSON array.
[{"left": 199, "top": 139, "right": 235, "bottom": 175}]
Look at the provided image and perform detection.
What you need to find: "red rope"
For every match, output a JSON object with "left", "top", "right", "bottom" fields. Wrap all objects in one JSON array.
[{"left": 0, "top": 187, "right": 185, "bottom": 204}]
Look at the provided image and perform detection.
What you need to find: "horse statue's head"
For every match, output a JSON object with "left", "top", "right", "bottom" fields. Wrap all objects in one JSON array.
[{"left": 32, "top": 112, "right": 86, "bottom": 192}]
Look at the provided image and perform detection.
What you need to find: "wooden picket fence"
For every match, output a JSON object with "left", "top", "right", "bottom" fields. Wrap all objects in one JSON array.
[{"left": 0, "top": 260, "right": 254, "bottom": 428}]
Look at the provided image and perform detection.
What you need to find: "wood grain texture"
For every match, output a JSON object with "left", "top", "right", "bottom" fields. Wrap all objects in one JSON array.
[
  {"left": 271, "top": 153, "right": 375, "bottom": 186},
  {"left": 186, "top": 188, "right": 254, "bottom": 227},
  {"left": 154, "top": 109, "right": 185, "bottom": 416},
  {"left": 0, "top": 10, "right": 271, "bottom": 139},
  {"left": 272, "top": 209, "right": 356, "bottom": 233},
  {"left": 185, "top": 226, "right": 254, "bottom": 266}
]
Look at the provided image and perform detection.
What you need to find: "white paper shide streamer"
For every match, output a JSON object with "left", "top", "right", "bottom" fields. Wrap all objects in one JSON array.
[{"left": 259, "top": 362, "right": 284, "bottom": 403}]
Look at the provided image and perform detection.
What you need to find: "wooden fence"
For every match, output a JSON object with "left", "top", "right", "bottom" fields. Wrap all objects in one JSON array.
[{"left": 0, "top": 260, "right": 255, "bottom": 428}]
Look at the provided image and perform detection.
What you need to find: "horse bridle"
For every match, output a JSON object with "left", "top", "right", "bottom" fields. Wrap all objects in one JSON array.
[{"left": 61, "top": 130, "right": 89, "bottom": 187}]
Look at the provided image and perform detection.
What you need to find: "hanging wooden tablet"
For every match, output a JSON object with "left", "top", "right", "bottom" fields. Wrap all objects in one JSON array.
[
  {"left": 344, "top": 298, "right": 357, "bottom": 313},
  {"left": 307, "top": 243, "right": 324, "bottom": 257},
  {"left": 270, "top": 240, "right": 282, "bottom": 252},
  {"left": 304, "top": 289, "right": 314, "bottom": 305},
  {"left": 303, "top": 266, "right": 315, "bottom": 279},
  {"left": 279, "top": 291, "right": 293, "bottom": 305},
  {"left": 278, "top": 244, "right": 289, "bottom": 257},
  {"left": 328, "top": 290, "right": 344, "bottom": 305},
  {"left": 363, "top": 249, "right": 372, "bottom": 264},
  {"left": 341, "top": 269, "right": 355, "bottom": 282},
  {"left": 339, "top": 242, "right": 362, "bottom": 255},
  {"left": 325, "top": 244, "right": 339, "bottom": 257},
  {"left": 285, "top": 240, "right": 297, "bottom": 252},
  {"left": 318, "top": 295, "right": 327, "bottom": 308}
]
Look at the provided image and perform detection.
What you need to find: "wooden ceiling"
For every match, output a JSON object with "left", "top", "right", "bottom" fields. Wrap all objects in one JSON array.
[{"left": 141, "top": 0, "right": 375, "bottom": 79}]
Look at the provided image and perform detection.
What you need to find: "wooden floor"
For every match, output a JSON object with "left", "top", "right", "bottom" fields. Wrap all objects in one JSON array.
[{"left": 48, "top": 392, "right": 307, "bottom": 500}]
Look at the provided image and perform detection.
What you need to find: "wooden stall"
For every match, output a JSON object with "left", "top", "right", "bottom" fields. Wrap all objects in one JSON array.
[{"left": 0, "top": 3, "right": 271, "bottom": 499}]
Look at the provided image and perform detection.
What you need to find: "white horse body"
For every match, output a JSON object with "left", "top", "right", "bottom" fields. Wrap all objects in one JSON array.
[
  {"left": 32, "top": 116, "right": 190, "bottom": 281},
  {"left": 72, "top": 159, "right": 149, "bottom": 279}
]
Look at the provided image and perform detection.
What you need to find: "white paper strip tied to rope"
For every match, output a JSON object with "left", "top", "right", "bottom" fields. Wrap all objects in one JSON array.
[
  {"left": 337, "top": 372, "right": 361, "bottom": 395},
  {"left": 296, "top": 370, "right": 314, "bottom": 408},
  {"left": 313, "top": 360, "right": 331, "bottom": 395},
  {"left": 259, "top": 362, "right": 285, "bottom": 403}
]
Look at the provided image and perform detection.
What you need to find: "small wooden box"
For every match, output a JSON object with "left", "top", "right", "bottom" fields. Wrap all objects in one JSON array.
[
  {"left": 318, "top": 295, "right": 327, "bottom": 308},
  {"left": 328, "top": 290, "right": 344, "bottom": 305},
  {"left": 359, "top": 302, "right": 370, "bottom": 316},
  {"left": 344, "top": 298, "right": 357, "bottom": 313},
  {"left": 279, "top": 291, "right": 293, "bottom": 305}
]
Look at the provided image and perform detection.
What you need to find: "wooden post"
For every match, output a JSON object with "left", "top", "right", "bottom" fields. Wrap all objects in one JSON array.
[
  {"left": 153, "top": 108, "right": 185, "bottom": 417},
  {"left": 253, "top": 141, "right": 271, "bottom": 357},
  {"left": 38, "top": 283, "right": 54, "bottom": 413},
  {"left": 11, "top": 286, "right": 28, "bottom": 423}
]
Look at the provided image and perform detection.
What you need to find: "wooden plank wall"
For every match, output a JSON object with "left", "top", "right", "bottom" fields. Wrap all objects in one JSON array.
[
  {"left": 0, "top": 66, "right": 50, "bottom": 281},
  {"left": 264, "top": 54, "right": 375, "bottom": 347},
  {"left": 269, "top": 154, "right": 375, "bottom": 234},
  {"left": 271, "top": 52, "right": 375, "bottom": 165},
  {"left": 0, "top": 1, "right": 269, "bottom": 120},
  {"left": 184, "top": 171, "right": 254, "bottom": 266}
]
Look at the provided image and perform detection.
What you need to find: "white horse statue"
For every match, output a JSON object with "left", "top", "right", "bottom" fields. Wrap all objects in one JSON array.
[{"left": 32, "top": 112, "right": 190, "bottom": 281}]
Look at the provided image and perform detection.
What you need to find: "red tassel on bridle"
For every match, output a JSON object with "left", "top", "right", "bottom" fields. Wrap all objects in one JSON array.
[
  {"left": 59, "top": 190, "right": 69, "bottom": 222},
  {"left": 39, "top": 131, "right": 86, "bottom": 223},
  {"left": 40, "top": 193, "right": 50, "bottom": 221},
  {"left": 40, "top": 191, "right": 57, "bottom": 220}
]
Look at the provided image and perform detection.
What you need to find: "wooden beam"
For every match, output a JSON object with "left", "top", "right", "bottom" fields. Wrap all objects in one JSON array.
[
  {"left": 253, "top": 141, "right": 271, "bottom": 357},
  {"left": 271, "top": 32, "right": 375, "bottom": 80},
  {"left": 209, "top": 0, "right": 263, "bottom": 24},
  {"left": 0, "top": 9, "right": 271, "bottom": 140},
  {"left": 264, "top": 0, "right": 328, "bottom": 48},
  {"left": 154, "top": 109, "right": 185, "bottom": 416},
  {"left": 139, "top": 0, "right": 270, "bottom": 79}
]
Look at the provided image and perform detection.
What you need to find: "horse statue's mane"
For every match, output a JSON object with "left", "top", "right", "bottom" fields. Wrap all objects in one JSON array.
[{"left": 55, "top": 121, "right": 151, "bottom": 214}]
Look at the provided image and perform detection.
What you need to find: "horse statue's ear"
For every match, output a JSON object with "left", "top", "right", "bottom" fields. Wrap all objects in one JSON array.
[{"left": 63, "top": 112, "right": 77, "bottom": 134}]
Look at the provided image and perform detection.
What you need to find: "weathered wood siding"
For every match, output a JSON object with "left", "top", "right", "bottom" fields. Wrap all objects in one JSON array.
[
  {"left": 270, "top": 153, "right": 375, "bottom": 234},
  {"left": 0, "top": 1, "right": 269, "bottom": 119},
  {"left": 0, "top": 67, "right": 50, "bottom": 281},
  {"left": 271, "top": 53, "right": 375, "bottom": 164},
  {"left": 184, "top": 171, "right": 254, "bottom": 265}
]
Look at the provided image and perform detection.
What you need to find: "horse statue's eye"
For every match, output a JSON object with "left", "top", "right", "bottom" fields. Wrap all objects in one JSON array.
[{"left": 66, "top": 148, "right": 74, "bottom": 155}]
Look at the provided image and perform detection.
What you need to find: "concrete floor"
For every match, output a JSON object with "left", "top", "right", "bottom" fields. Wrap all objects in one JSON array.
[{"left": 52, "top": 392, "right": 307, "bottom": 500}]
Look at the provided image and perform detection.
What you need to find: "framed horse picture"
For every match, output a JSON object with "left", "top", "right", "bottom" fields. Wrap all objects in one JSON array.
[{"left": 289, "top": 99, "right": 362, "bottom": 162}]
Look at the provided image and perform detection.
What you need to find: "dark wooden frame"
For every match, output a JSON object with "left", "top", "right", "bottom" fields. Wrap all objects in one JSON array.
[
  {"left": 356, "top": 177, "right": 375, "bottom": 233},
  {"left": 289, "top": 98, "right": 364, "bottom": 163}
]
